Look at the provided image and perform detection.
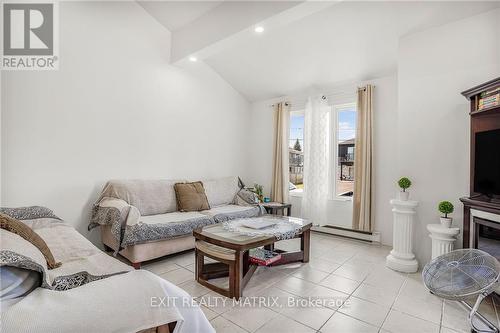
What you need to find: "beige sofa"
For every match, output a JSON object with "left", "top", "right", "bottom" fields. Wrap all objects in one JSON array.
[{"left": 90, "top": 176, "right": 260, "bottom": 268}]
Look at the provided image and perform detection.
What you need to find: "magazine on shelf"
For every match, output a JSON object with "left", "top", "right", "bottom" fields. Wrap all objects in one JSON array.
[{"left": 249, "top": 248, "right": 282, "bottom": 266}]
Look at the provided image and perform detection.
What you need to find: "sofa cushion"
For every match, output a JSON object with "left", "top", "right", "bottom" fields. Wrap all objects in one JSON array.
[
  {"left": 120, "top": 212, "right": 216, "bottom": 247},
  {"left": 201, "top": 204, "right": 257, "bottom": 216},
  {"left": 201, "top": 204, "right": 261, "bottom": 223},
  {"left": 174, "top": 182, "right": 210, "bottom": 212},
  {"left": 140, "top": 211, "right": 209, "bottom": 225},
  {"left": 203, "top": 176, "right": 240, "bottom": 207},
  {"left": 100, "top": 179, "right": 185, "bottom": 216}
]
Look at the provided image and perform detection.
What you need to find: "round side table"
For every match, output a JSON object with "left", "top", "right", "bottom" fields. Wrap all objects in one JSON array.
[{"left": 427, "top": 224, "right": 460, "bottom": 260}]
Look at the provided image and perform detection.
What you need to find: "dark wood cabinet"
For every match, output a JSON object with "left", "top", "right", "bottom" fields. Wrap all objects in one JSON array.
[{"left": 460, "top": 77, "right": 500, "bottom": 249}]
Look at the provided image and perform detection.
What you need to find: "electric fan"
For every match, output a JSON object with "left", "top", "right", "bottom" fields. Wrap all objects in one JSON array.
[{"left": 423, "top": 249, "right": 500, "bottom": 333}]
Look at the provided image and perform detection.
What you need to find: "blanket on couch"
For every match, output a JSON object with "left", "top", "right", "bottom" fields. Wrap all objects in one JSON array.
[
  {"left": 1, "top": 215, "right": 132, "bottom": 291},
  {"left": 89, "top": 198, "right": 218, "bottom": 250},
  {"left": 89, "top": 179, "right": 264, "bottom": 250}
]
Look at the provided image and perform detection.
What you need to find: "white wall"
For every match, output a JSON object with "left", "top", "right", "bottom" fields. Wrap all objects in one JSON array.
[
  {"left": 248, "top": 74, "right": 398, "bottom": 246},
  {"left": 397, "top": 8, "right": 500, "bottom": 264},
  {"left": 1, "top": 2, "right": 251, "bottom": 245}
]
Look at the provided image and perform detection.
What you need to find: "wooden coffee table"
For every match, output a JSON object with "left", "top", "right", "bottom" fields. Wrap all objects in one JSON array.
[{"left": 193, "top": 216, "right": 311, "bottom": 299}]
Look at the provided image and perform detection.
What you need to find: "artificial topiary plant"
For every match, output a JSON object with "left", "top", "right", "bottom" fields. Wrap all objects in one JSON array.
[
  {"left": 397, "top": 177, "right": 412, "bottom": 192},
  {"left": 438, "top": 201, "right": 454, "bottom": 218}
]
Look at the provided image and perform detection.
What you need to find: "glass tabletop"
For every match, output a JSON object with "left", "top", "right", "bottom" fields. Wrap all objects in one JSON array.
[{"left": 193, "top": 215, "right": 311, "bottom": 249}]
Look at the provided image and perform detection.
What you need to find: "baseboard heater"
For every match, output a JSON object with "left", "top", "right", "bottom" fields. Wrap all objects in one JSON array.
[{"left": 312, "top": 225, "right": 381, "bottom": 243}]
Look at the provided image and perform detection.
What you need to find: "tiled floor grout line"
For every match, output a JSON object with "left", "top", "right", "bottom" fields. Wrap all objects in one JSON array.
[
  {"left": 492, "top": 294, "right": 500, "bottom": 329},
  {"left": 377, "top": 273, "right": 408, "bottom": 332},
  {"left": 263, "top": 271, "right": 346, "bottom": 331},
  {"left": 290, "top": 263, "right": 372, "bottom": 331},
  {"left": 219, "top": 314, "right": 252, "bottom": 333},
  {"left": 438, "top": 300, "right": 445, "bottom": 333},
  {"left": 320, "top": 271, "right": 386, "bottom": 331},
  {"left": 315, "top": 309, "right": 339, "bottom": 332}
]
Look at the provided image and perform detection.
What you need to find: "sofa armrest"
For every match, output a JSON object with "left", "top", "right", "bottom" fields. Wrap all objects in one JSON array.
[
  {"left": 89, "top": 197, "right": 140, "bottom": 230},
  {"left": 99, "top": 197, "right": 141, "bottom": 226}
]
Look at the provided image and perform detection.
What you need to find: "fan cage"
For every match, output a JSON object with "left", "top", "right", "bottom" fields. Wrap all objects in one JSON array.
[{"left": 422, "top": 249, "right": 500, "bottom": 301}]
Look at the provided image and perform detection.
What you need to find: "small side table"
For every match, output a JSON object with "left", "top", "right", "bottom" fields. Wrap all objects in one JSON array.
[
  {"left": 261, "top": 202, "right": 291, "bottom": 216},
  {"left": 427, "top": 224, "right": 460, "bottom": 260}
]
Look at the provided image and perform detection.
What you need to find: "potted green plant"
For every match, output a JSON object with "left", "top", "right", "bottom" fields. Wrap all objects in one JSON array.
[
  {"left": 397, "top": 177, "right": 412, "bottom": 201},
  {"left": 438, "top": 201, "right": 454, "bottom": 228},
  {"left": 252, "top": 184, "right": 264, "bottom": 203}
]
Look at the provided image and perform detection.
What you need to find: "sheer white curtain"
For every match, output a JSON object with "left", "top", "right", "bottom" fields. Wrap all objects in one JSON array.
[{"left": 301, "top": 96, "right": 329, "bottom": 225}]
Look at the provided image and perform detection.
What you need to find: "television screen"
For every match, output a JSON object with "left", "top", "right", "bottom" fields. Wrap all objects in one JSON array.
[{"left": 474, "top": 129, "right": 500, "bottom": 196}]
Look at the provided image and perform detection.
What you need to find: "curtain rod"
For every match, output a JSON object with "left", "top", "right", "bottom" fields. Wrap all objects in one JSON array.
[
  {"left": 358, "top": 85, "right": 375, "bottom": 91},
  {"left": 270, "top": 102, "right": 290, "bottom": 107},
  {"left": 270, "top": 96, "right": 326, "bottom": 107},
  {"left": 269, "top": 86, "right": 375, "bottom": 107}
]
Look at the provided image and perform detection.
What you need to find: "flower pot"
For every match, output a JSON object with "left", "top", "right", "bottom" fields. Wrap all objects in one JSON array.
[
  {"left": 398, "top": 191, "right": 410, "bottom": 201},
  {"left": 440, "top": 217, "right": 452, "bottom": 228}
]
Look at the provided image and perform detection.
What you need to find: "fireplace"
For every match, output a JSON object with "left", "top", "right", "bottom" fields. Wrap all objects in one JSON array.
[
  {"left": 474, "top": 219, "right": 500, "bottom": 261},
  {"left": 472, "top": 217, "right": 500, "bottom": 261}
]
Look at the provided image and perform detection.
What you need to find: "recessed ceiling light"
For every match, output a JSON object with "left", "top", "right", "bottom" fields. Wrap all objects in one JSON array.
[
  {"left": 189, "top": 56, "right": 197, "bottom": 62},
  {"left": 254, "top": 26, "right": 264, "bottom": 33}
]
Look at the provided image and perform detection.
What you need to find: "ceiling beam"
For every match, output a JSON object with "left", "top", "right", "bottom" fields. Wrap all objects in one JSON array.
[{"left": 171, "top": 1, "right": 339, "bottom": 64}]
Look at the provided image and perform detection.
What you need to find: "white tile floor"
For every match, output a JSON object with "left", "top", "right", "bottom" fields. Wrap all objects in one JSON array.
[{"left": 141, "top": 232, "right": 499, "bottom": 333}]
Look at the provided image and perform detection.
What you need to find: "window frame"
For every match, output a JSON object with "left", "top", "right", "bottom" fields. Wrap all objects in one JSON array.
[{"left": 329, "top": 102, "right": 357, "bottom": 201}]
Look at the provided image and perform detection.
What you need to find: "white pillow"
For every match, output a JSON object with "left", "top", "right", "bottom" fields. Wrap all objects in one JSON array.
[{"left": 203, "top": 176, "right": 240, "bottom": 207}]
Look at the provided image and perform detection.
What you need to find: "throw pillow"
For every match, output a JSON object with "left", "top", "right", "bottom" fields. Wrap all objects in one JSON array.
[
  {"left": 236, "top": 188, "right": 259, "bottom": 206},
  {"left": 0, "top": 213, "right": 62, "bottom": 269},
  {"left": 174, "top": 182, "right": 210, "bottom": 212}
]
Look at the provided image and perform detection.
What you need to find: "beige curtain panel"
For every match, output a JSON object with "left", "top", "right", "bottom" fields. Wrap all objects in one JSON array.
[
  {"left": 271, "top": 102, "right": 290, "bottom": 203},
  {"left": 352, "top": 85, "right": 374, "bottom": 232}
]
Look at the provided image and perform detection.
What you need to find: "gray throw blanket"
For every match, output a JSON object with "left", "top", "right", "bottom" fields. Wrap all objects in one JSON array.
[
  {"left": 89, "top": 182, "right": 265, "bottom": 251},
  {"left": 1, "top": 208, "right": 132, "bottom": 291},
  {"left": 89, "top": 200, "right": 218, "bottom": 250}
]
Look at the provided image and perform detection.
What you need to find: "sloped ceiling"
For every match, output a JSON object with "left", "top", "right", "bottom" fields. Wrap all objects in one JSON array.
[
  {"left": 137, "top": 1, "right": 223, "bottom": 32},
  {"left": 140, "top": 1, "right": 500, "bottom": 102},
  {"left": 205, "top": 1, "right": 500, "bottom": 101}
]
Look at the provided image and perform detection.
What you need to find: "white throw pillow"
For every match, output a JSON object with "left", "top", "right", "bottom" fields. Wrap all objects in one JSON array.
[{"left": 203, "top": 176, "right": 240, "bottom": 207}]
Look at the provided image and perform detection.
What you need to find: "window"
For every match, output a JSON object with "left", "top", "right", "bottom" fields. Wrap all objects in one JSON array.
[
  {"left": 289, "top": 112, "right": 304, "bottom": 192},
  {"left": 288, "top": 103, "right": 356, "bottom": 198},
  {"left": 333, "top": 103, "right": 356, "bottom": 198}
]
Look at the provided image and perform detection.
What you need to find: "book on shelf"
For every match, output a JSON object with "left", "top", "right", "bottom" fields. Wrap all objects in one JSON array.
[
  {"left": 480, "top": 94, "right": 499, "bottom": 102},
  {"left": 478, "top": 93, "right": 499, "bottom": 110},
  {"left": 249, "top": 248, "right": 282, "bottom": 266}
]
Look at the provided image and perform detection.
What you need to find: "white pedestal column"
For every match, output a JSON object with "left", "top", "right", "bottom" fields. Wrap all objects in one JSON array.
[
  {"left": 386, "top": 199, "right": 419, "bottom": 273},
  {"left": 427, "top": 224, "right": 460, "bottom": 260}
]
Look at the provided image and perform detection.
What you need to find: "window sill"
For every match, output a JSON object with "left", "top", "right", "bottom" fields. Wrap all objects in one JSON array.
[
  {"left": 289, "top": 190, "right": 303, "bottom": 198},
  {"left": 329, "top": 196, "right": 353, "bottom": 202},
  {"left": 289, "top": 191, "right": 353, "bottom": 201}
]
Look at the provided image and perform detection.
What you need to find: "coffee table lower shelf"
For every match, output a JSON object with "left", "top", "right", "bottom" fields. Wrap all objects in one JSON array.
[{"left": 194, "top": 229, "right": 310, "bottom": 300}]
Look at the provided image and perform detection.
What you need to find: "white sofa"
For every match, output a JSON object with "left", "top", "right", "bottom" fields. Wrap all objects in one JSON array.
[
  {"left": 90, "top": 176, "right": 261, "bottom": 268},
  {"left": 1, "top": 206, "right": 214, "bottom": 333}
]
